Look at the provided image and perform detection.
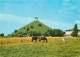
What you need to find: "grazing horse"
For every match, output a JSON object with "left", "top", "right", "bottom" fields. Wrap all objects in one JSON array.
[
  {"left": 32, "top": 36, "right": 37, "bottom": 42},
  {"left": 38, "top": 37, "right": 47, "bottom": 43}
]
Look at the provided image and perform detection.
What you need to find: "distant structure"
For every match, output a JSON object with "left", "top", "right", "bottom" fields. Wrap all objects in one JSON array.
[
  {"left": 64, "top": 28, "right": 80, "bottom": 37},
  {"left": 34, "top": 17, "right": 38, "bottom": 21},
  {"left": 62, "top": 37, "right": 66, "bottom": 43}
]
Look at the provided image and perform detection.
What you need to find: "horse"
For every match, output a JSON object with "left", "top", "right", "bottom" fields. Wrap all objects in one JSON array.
[
  {"left": 38, "top": 37, "right": 47, "bottom": 43},
  {"left": 32, "top": 36, "right": 38, "bottom": 42}
]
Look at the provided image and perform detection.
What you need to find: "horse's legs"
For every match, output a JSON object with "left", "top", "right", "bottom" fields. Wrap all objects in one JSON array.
[
  {"left": 39, "top": 40, "right": 41, "bottom": 42},
  {"left": 46, "top": 38, "right": 47, "bottom": 43},
  {"left": 35, "top": 40, "right": 37, "bottom": 43},
  {"left": 43, "top": 40, "right": 45, "bottom": 43},
  {"left": 32, "top": 39, "right": 33, "bottom": 42}
]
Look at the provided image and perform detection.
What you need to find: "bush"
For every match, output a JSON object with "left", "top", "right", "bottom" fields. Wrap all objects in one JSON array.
[
  {"left": 19, "top": 32, "right": 22, "bottom": 34},
  {"left": 12, "top": 35, "right": 13, "bottom": 37},
  {"left": 47, "top": 29, "right": 53, "bottom": 36},
  {"left": 29, "top": 31, "right": 41, "bottom": 36},
  {"left": 53, "top": 29, "right": 64, "bottom": 36},
  {"left": 14, "top": 30, "right": 17, "bottom": 33},
  {"left": 13, "top": 33, "right": 18, "bottom": 37},
  {"left": 29, "top": 31, "right": 33, "bottom": 36},
  {"left": 44, "top": 32, "right": 48, "bottom": 36},
  {"left": 47, "top": 29, "right": 65, "bottom": 37},
  {"left": 27, "top": 27, "right": 29, "bottom": 31},
  {"left": 22, "top": 32, "right": 27, "bottom": 35},
  {"left": 0, "top": 33, "right": 4, "bottom": 36},
  {"left": 18, "top": 34, "right": 23, "bottom": 37},
  {"left": 24, "top": 27, "right": 25, "bottom": 29},
  {"left": 30, "top": 26, "right": 34, "bottom": 28},
  {"left": 38, "top": 24, "right": 42, "bottom": 27}
]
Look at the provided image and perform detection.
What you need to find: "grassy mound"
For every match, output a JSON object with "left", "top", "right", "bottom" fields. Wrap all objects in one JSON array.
[{"left": 9, "top": 21, "right": 51, "bottom": 37}]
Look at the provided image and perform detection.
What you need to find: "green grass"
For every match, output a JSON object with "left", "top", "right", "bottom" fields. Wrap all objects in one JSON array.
[
  {"left": 0, "top": 38, "right": 80, "bottom": 57},
  {"left": 9, "top": 21, "right": 51, "bottom": 36}
]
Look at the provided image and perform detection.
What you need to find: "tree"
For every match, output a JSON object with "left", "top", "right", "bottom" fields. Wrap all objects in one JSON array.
[
  {"left": 44, "top": 32, "right": 48, "bottom": 36},
  {"left": 38, "top": 32, "right": 41, "bottom": 36},
  {"left": 18, "top": 34, "right": 23, "bottom": 37},
  {"left": 29, "top": 31, "right": 42, "bottom": 36},
  {"left": 24, "top": 27, "right": 25, "bottom": 29},
  {"left": 32, "top": 31, "right": 38, "bottom": 36},
  {"left": 19, "top": 32, "right": 22, "bottom": 34},
  {"left": 12, "top": 34, "right": 13, "bottom": 37},
  {"left": 14, "top": 30, "right": 17, "bottom": 33},
  {"left": 27, "top": 27, "right": 29, "bottom": 31},
  {"left": 71, "top": 24, "right": 78, "bottom": 37},
  {"left": 53, "top": 29, "right": 64, "bottom": 37},
  {"left": 0, "top": 33, "right": 4, "bottom": 36},
  {"left": 13, "top": 33, "right": 18, "bottom": 37},
  {"left": 38, "top": 24, "right": 42, "bottom": 27},
  {"left": 47, "top": 29, "right": 65, "bottom": 37},
  {"left": 29, "top": 31, "right": 33, "bottom": 36},
  {"left": 30, "top": 26, "right": 34, "bottom": 28},
  {"left": 22, "top": 32, "right": 27, "bottom": 35},
  {"left": 36, "top": 32, "right": 41, "bottom": 36}
]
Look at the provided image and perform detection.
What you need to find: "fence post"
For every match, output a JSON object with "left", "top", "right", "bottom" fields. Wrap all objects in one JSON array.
[{"left": 21, "top": 39, "right": 23, "bottom": 42}]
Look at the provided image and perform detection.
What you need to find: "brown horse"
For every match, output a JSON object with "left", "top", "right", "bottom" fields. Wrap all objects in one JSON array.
[
  {"left": 32, "top": 36, "right": 37, "bottom": 42},
  {"left": 32, "top": 36, "right": 47, "bottom": 43},
  {"left": 38, "top": 37, "right": 47, "bottom": 43}
]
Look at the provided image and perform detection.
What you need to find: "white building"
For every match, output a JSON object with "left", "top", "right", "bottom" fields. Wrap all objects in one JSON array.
[{"left": 65, "top": 29, "right": 80, "bottom": 37}]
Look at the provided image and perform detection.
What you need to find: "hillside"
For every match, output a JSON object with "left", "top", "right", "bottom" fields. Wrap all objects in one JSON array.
[{"left": 9, "top": 21, "right": 52, "bottom": 37}]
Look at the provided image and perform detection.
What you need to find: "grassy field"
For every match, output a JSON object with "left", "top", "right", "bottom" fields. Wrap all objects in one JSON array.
[{"left": 0, "top": 37, "right": 80, "bottom": 57}]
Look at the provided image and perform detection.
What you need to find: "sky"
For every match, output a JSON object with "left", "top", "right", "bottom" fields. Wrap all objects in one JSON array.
[{"left": 0, "top": 0, "right": 80, "bottom": 36}]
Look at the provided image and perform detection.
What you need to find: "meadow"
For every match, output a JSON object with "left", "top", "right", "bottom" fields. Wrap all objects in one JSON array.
[{"left": 0, "top": 37, "right": 80, "bottom": 57}]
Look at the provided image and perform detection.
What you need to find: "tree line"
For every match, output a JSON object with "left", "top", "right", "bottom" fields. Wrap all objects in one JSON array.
[
  {"left": 0, "top": 24, "right": 79, "bottom": 37},
  {"left": 7, "top": 29, "right": 65, "bottom": 37}
]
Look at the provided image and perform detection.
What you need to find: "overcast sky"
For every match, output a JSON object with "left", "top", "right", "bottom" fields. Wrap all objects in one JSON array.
[{"left": 0, "top": 0, "right": 80, "bottom": 36}]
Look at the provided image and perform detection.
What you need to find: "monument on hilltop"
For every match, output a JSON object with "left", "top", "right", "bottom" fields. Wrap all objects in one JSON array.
[{"left": 34, "top": 17, "right": 38, "bottom": 21}]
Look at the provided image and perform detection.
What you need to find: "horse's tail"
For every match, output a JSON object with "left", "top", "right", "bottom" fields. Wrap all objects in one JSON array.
[{"left": 46, "top": 38, "right": 47, "bottom": 43}]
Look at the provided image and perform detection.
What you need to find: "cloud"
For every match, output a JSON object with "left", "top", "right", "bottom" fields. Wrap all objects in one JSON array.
[
  {"left": 0, "top": 13, "right": 78, "bottom": 35},
  {"left": 0, "top": 14, "right": 34, "bottom": 25},
  {"left": 75, "top": 20, "right": 80, "bottom": 24},
  {"left": 59, "top": 5, "right": 79, "bottom": 17},
  {"left": 65, "top": 0, "right": 71, "bottom": 2},
  {"left": 75, "top": 16, "right": 80, "bottom": 24},
  {"left": 0, "top": 14, "right": 74, "bottom": 31},
  {"left": 0, "top": 14, "right": 34, "bottom": 36},
  {"left": 73, "top": 0, "right": 80, "bottom": 2},
  {"left": 0, "top": 2, "right": 18, "bottom": 7},
  {"left": 3, "top": 3, "right": 14, "bottom": 6},
  {"left": 40, "top": 19, "right": 73, "bottom": 30},
  {"left": 62, "top": 2, "right": 71, "bottom": 5},
  {"left": 75, "top": 20, "right": 80, "bottom": 29},
  {"left": 77, "top": 9, "right": 80, "bottom": 12},
  {"left": 62, "top": 0, "right": 71, "bottom": 5}
]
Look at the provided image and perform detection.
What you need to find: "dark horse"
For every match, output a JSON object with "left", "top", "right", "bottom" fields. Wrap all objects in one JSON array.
[
  {"left": 38, "top": 37, "right": 47, "bottom": 43},
  {"left": 32, "top": 36, "right": 37, "bottom": 42},
  {"left": 32, "top": 36, "right": 47, "bottom": 43}
]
